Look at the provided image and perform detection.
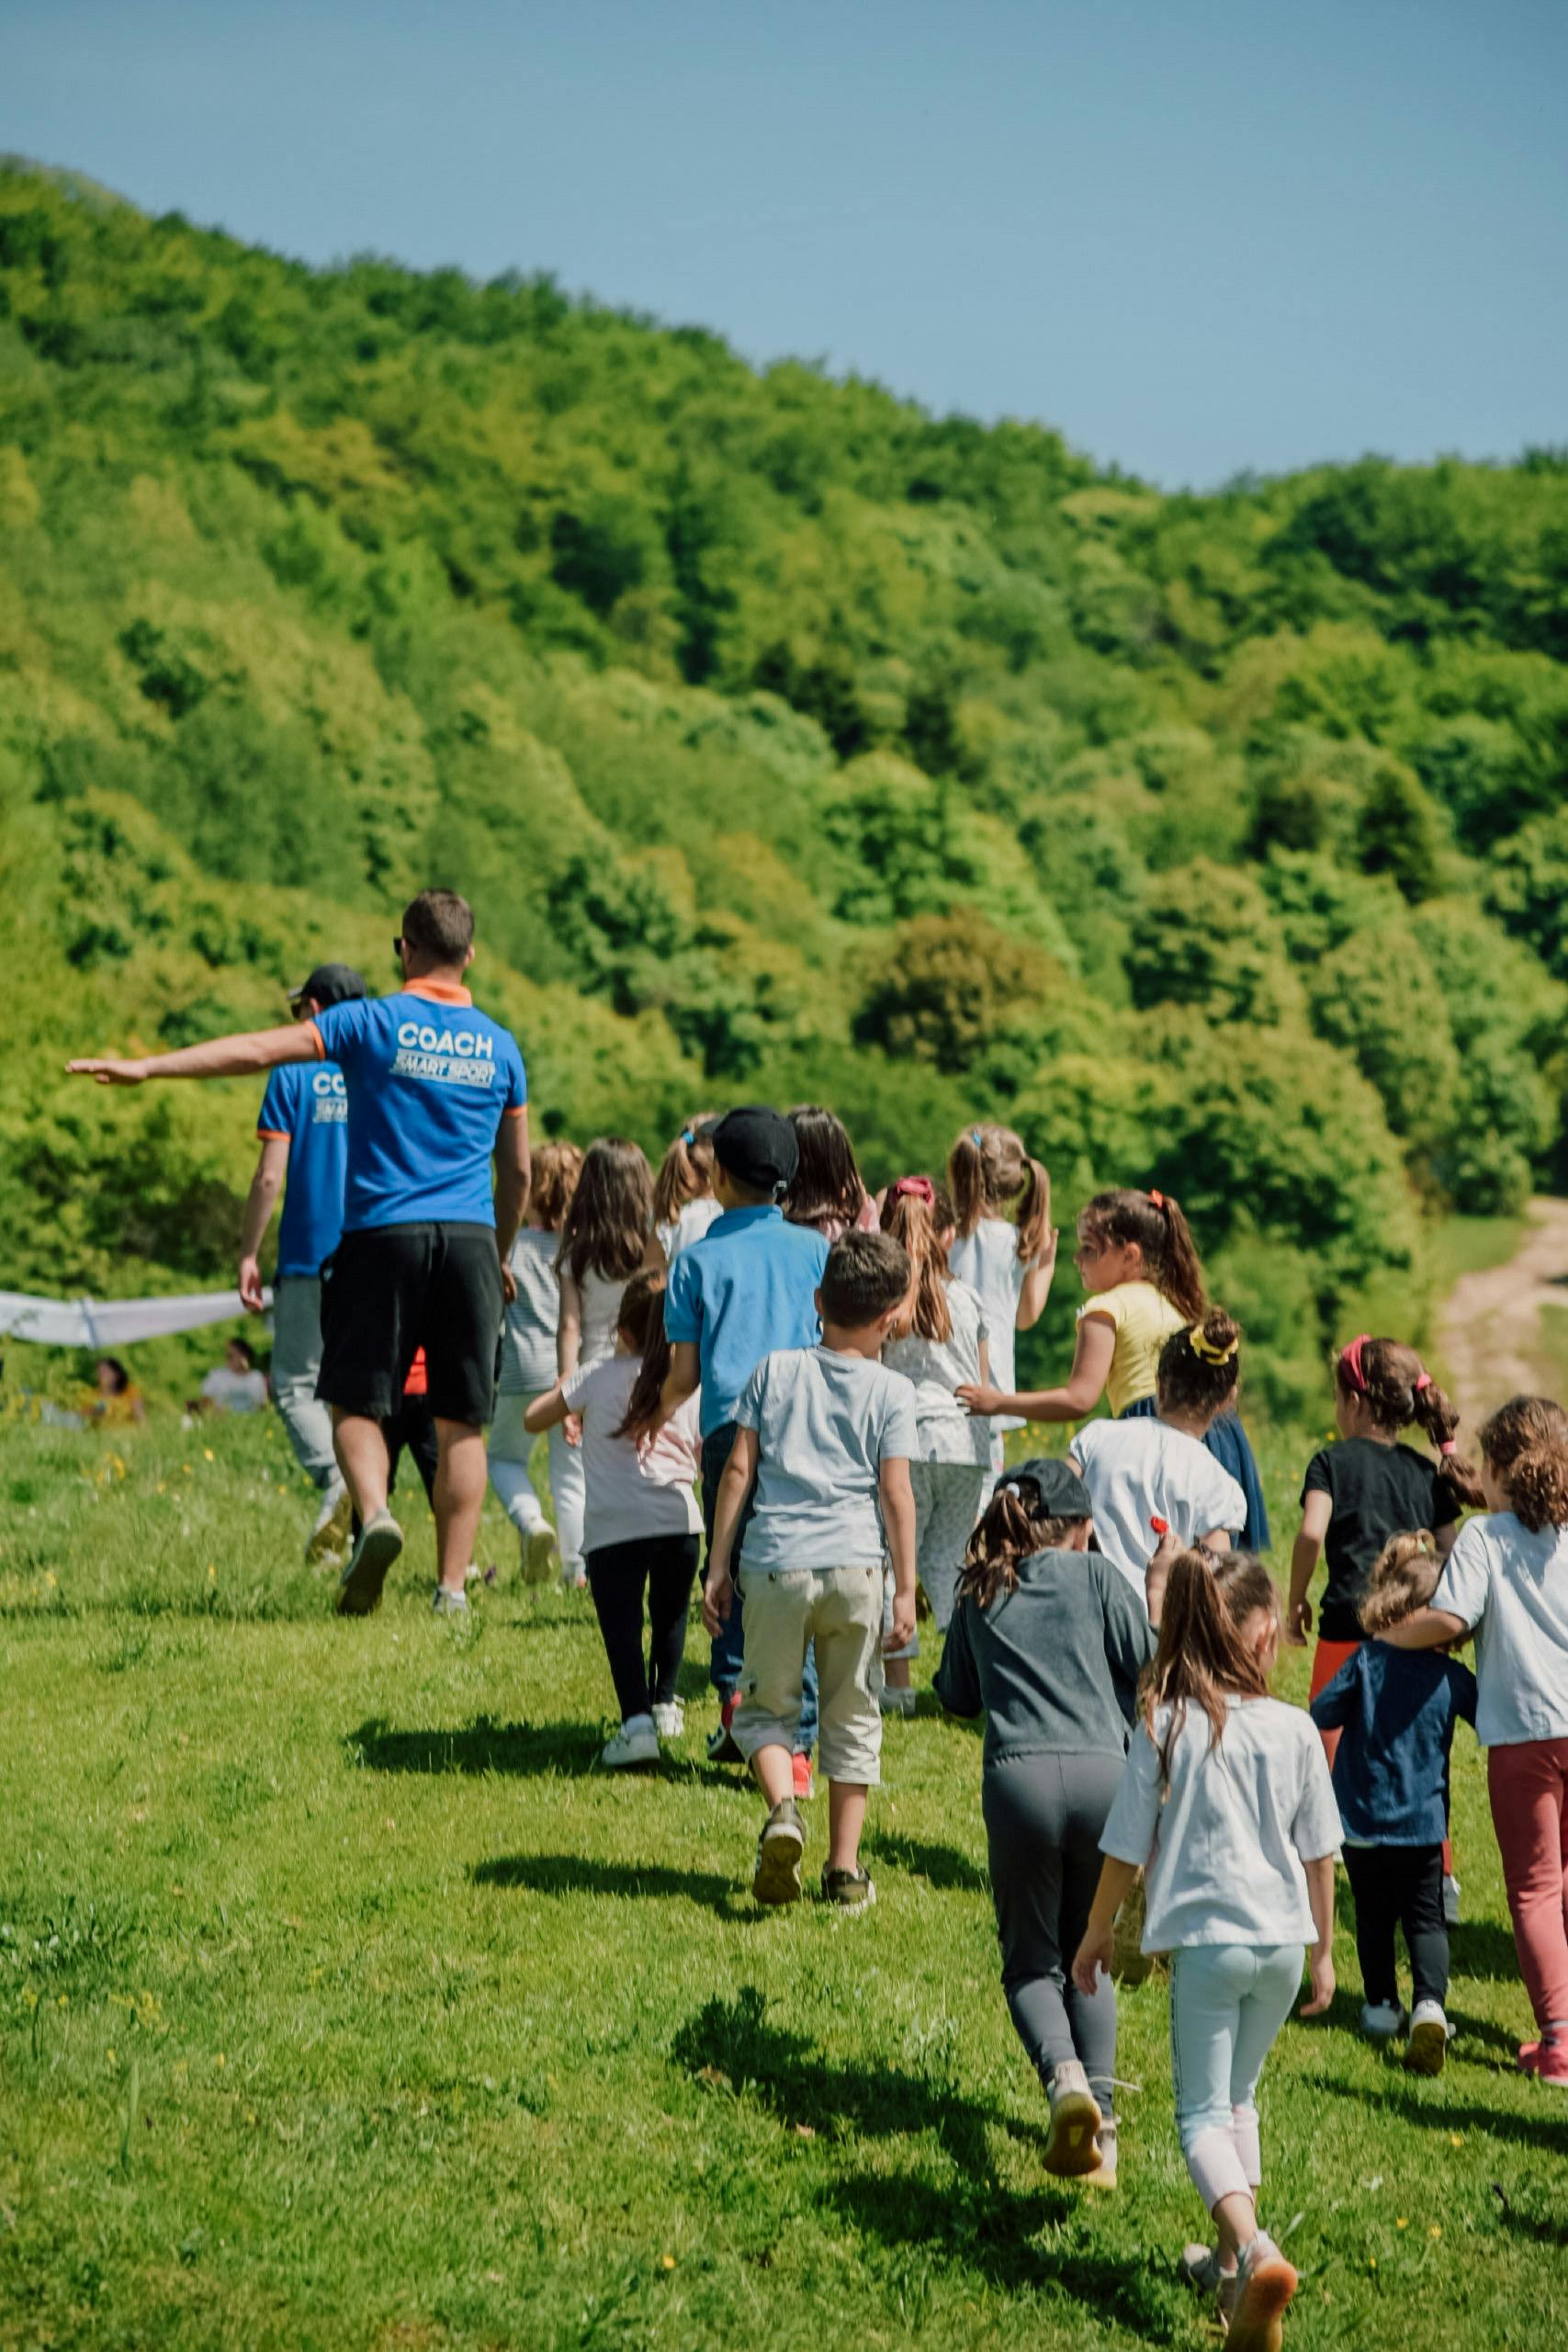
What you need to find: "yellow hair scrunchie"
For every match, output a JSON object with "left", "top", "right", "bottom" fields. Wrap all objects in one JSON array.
[{"left": 1188, "top": 1328, "right": 1239, "bottom": 1366}]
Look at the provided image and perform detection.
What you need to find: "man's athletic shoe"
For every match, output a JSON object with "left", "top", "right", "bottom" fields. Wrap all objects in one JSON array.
[
  {"left": 524, "top": 1526, "right": 559, "bottom": 1586},
  {"left": 335, "top": 1512, "right": 403, "bottom": 1615},
  {"left": 602, "top": 1720, "right": 660, "bottom": 1770},
  {"left": 1082, "top": 2114, "right": 1118, "bottom": 2189},
  {"left": 819, "top": 1864, "right": 876, "bottom": 1915},
  {"left": 1181, "top": 2245, "right": 1237, "bottom": 2320},
  {"left": 1043, "top": 2058, "right": 1103, "bottom": 2178},
  {"left": 707, "top": 1693, "right": 743, "bottom": 1764},
  {"left": 431, "top": 1584, "right": 469, "bottom": 1617},
  {"left": 792, "top": 1752, "right": 815, "bottom": 1801},
  {"left": 751, "top": 1800, "right": 805, "bottom": 1905},
  {"left": 1404, "top": 1998, "right": 1450, "bottom": 2075},
  {"left": 1226, "top": 2232, "right": 1298, "bottom": 2352},
  {"left": 1359, "top": 1999, "right": 1406, "bottom": 2043},
  {"left": 305, "top": 1482, "right": 353, "bottom": 1566},
  {"left": 651, "top": 1700, "right": 684, "bottom": 1739},
  {"left": 1442, "top": 1871, "right": 1461, "bottom": 1926}
]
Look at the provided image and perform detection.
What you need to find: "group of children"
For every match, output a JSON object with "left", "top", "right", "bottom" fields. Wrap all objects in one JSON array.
[{"left": 481, "top": 1098, "right": 1568, "bottom": 2350}]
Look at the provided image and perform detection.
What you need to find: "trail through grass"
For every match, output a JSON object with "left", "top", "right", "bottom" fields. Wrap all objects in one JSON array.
[{"left": 2, "top": 1414, "right": 1565, "bottom": 2350}]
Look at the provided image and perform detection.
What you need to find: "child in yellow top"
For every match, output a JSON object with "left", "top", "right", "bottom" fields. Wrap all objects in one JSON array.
[{"left": 960, "top": 1187, "right": 1270, "bottom": 1550}]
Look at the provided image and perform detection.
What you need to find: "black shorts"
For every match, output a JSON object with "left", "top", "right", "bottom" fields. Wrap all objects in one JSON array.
[{"left": 318, "top": 1222, "right": 503, "bottom": 1426}]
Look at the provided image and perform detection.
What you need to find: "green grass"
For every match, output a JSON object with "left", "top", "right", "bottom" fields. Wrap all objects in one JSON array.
[
  {"left": 1428, "top": 1214, "right": 1531, "bottom": 1291},
  {"left": 3, "top": 1416, "right": 1566, "bottom": 2351}
]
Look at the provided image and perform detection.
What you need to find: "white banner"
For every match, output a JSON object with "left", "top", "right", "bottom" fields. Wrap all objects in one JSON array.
[{"left": 0, "top": 1288, "right": 270, "bottom": 1347}]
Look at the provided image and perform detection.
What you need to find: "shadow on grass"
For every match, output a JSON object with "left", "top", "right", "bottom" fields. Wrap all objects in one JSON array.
[
  {"left": 1450, "top": 1917, "right": 1528, "bottom": 1984},
  {"left": 1492, "top": 2181, "right": 1568, "bottom": 2248},
  {"left": 473, "top": 1852, "right": 739, "bottom": 1907},
  {"left": 862, "top": 1827, "right": 989, "bottom": 1894},
  {"left": 1312, "top": 2072, "right": 1568, "bottom": 2156},
  {"left": 671, "top": 1988, "right": 1178, "bottom": 2340},
  {"left": 346, "top": 1714, "right": 600, "bottom": 1777}
]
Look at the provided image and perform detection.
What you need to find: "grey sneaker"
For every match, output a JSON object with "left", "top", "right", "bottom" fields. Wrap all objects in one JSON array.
[
  {"left": 334, "top": 1511, "right": 403, "bottom": 1616},
  {"left": 431, "top": 1585, "right": 470, "bottom": 1617},
  {"left": 1083, "top": 2112, "right": 1117, "bottom": 2189},
  {"left": 1359, "top": 1999, "right": 1406, "bottom": 2043},
  {"left": 601, "top": 1720, "right": 660, "bottom": 1769},
  {"left": 1181, "top": 2245, "right": 1237, "bottom": 2319},
  {"left": 819, "top": 1864, "right": 876, "bottom": 1915},
  {"left": 751, "top": 1800, "right": 806, "bottom": 1905},
  {"left": 1227, "top": 2232, "right": 1297, "bottom": 2352},
  {"left": 1043, "top": 2058, "right": 1103, "bottom": 2178}
]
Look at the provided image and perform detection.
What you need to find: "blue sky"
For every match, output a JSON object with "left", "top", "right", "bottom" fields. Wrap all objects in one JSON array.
[{"left": 6, "top": 0, "right": 1564, "bottom": 485}]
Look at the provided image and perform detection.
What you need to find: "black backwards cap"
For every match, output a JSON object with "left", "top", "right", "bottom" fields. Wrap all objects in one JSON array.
[
  {"left": 709, "top": 1105, "right": 798, "bottom": 1196},
  {"left": 289, "top": 963, "right": 367, "bottom": 1011},
  {"left": 997, "top": 1456, "right": 1093, "bottom": 1521}
]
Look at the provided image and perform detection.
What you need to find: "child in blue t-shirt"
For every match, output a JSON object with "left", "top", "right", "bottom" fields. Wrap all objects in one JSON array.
[
  {"left": 1311, "top": 1530, "right": 1476, "bottom": 2070},
  {"left": 651, "top": 1107, "right": 828, "bottom": 1783}
]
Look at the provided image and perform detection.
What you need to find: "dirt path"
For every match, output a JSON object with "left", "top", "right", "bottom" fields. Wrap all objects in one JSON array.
[{"left": 1435, "top": 1196, "right": 1568, "bottom": 1426}]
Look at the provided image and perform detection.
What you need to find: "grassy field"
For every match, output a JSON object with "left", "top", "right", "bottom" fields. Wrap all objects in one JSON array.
[{"left": 3, "top": 1412, "right": 1566, "bottom": 2352}]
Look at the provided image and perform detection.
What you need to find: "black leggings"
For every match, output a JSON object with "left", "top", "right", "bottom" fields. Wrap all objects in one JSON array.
[
  {"left": 585, "top": 1533, "right": 701, "bottom": 1722},
  {"left": 1344, "top": 1842, "right": 1449, "bottom": 2008}
]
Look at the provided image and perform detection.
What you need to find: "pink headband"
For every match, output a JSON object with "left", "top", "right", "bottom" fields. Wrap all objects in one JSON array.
[
  {"left": 891, "top": 1174, "right": 936, "bottom": 1206},
  {"left": 1338, "top": 1334, "right": 1371, "bottom": 1396}
]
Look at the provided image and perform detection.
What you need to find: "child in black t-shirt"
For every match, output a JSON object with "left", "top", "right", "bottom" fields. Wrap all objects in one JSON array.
[{"left": 1287, "top": 1334, "right": 1481, "bottom": 1909}]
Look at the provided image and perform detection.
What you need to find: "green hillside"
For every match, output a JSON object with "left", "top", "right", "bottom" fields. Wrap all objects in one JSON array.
[{"left": 3, "top": 160, "right": 1566, "bottom": 1412}]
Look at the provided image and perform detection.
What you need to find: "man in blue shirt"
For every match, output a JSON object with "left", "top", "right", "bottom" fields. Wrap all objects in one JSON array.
[
  {"left": 660, "top": 1107, "right": 828, "bottom": 1780},
  {"left": 240, "top": 961, "right": 366, "bottom": 1566},
  {"left": 69, "top": 890, "right": 531, "bottom": 1619}
]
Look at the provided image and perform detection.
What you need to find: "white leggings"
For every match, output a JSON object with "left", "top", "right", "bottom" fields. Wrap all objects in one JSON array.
[
  {"left": 488, "top": 1391, "right": 585, "bottom": 1572},
  {"left": 1169, "top": 1942, "right": 1302, "bottom": 2211},
  {"left": 883, "top": 1458, "right": 989, "bottom": 1659}
]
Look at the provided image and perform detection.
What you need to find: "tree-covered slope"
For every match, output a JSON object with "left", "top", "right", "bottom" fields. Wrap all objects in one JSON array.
[{"left": 3, "top": 161, "right": 1566, "bottom": 1408}]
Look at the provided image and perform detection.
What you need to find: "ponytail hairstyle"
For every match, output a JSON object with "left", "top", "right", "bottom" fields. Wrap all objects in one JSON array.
[
  {"left": 1142, "top": 1550, "right": 1279, "bottom": 1780},
  {"left": 612, "top": 1270, "right": 674, "bottom": 1441},
  {"left": 530, "top": 1138, "right": 584, "bottom": 1233},
  {"left": 782, "top": 1105, "right": 868, "bottom": 1235},
  {"left": 1478, "top": 1395, "right": 1568, "bottom": 1533},
  {"left": 948, "top": 1124, "right": 1050, "bottom": 1264},
  {"left": 1336, "top": 1336, "right": 1485, "bottom": 1509},
  {"left": 651, "top": 1114, "right": 717, "bottom": 1229},
  {"left": 879, "top": 1175, "right": 951, "bottom": 1345},
  {"left": 1079, "top": 1186, "right": 1205, "bottom": 1322},
  {"left": 557, "top": 1136, "right": 655, "bottom": 1284},
  {"left": 1357, "top": 1530, "right": 1444, "bottom": 1635},
  {"left": 1156, "top": 1307, "right": 1242, "bottom": 1422},
  {"left": 960, "top": 1483, "right": 1091, "bottom": 1612},
  {"left": 931, "top": 1184, "right": 958, "bottom": 1244}
]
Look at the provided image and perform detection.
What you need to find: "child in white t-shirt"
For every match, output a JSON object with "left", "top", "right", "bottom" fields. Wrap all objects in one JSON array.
[
  {"left": 1071, "top": 1311, "right": 1247, "bottom": 1590},
  {"left": 652, "top": 1114, "right": 723, "bottom": 1261},
  {"left": 488, "top": 1140, "right": 585, "bottom": 1584},
  {"left": 525, "top": 1271, "right": 702, "bottom": 1769},
  {"left": 1075, "top": 1551, "right": 1340, "bottom": 2346},
  {"left": 945, "top": 1124, "right": 1055, "bottom": 1476}
]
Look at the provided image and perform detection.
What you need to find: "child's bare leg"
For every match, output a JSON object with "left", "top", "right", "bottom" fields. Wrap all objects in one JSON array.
[
  {"left": 1213, "top": 2189, "right": 1256, "bottom": 2268},
  {"left": 828, "top": 1781, "right": 868, "bottom": 1872},
  {"left": 884, "top": 1657, "right": 912, "bottom": 1690},
  {"left": 751, "top": 1742, "right": 795, "bottom": 1808}
]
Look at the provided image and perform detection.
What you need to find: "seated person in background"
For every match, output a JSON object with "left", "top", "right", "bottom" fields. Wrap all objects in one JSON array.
[
  {"left": 89, "top": 1356, "right": 146, "bottom": 1426},
  {"left": 196, "top": 1338, "right": 270, "bottom": 1415}
]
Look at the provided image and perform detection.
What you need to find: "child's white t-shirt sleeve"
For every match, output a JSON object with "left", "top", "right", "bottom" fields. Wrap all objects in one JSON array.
[
  {"left": 879, "top": 1376, "right": 919, "bottom": 1462},
  {"left": 1198, "top": 1455, "right": 1247, "bottom": 1535},
  {"left": 1431, "top": 1518, "right": 1493, "bottom": 1631},
  {"left": 1099, "top": 1722, "right": 1162, "bottom": 1866},
  {"left": 732, "top": 1360, "right": 768, "bottom": 1432},
  {"left": 559, "top": 1363, "right": 595, "bottom": 1413},
  {"left": 1290, "top": 1724, "right": 1345, "bottom": 1863}
]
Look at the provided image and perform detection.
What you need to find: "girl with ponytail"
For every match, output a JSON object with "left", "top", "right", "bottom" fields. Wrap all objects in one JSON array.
[
  {"left": 946, "top": 1125, "right": 1055, "bottom": 1477},
  {"left": 934, "top": 1458, "right": 1158, "bottom": 2190},
  {"left": 878, "top": 1176, "right": 995, "bottom": 1710},
  {"left": 652, "top": 1115, "right": 722, "bottom": 1261},
  {"left": 1075, "top": 1552, "right": 1340, "bottom": 2342},
  {"left": 958, "top": 1185, "right": 1271, "bottom": 1552},
  {"left": 1380, "top": 1395, "right": 1568, "bottom": 2086}
]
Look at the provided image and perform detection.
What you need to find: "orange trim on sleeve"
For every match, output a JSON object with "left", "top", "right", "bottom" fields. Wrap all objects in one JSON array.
[
  {"left": 255, "top": 1127, "right": 291, "bottom": 1141},
  {"left": 303, "top": 1021, "right": 326, "bottom": 1060},
  {"left": 501, "top": 1104, "right": 526, "bottom": 1118}
]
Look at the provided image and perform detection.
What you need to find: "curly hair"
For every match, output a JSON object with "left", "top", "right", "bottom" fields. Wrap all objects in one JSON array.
[
  {"left": 1079, "top": 1187, "right": 1205, "bottom": 1323},
  {"left": 1480, "top": 1395, "right": 1568, "bottom": 1532},
  {"left": 1356, "top": 1529, "right": 1443, "bottom": 1634},
  {"left": 1156, "top": 1307, "right": 1242, "bottom": 1420}
]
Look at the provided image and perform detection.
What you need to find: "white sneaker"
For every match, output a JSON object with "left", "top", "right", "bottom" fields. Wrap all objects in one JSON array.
[
  {"left": 334, "top": 1511, "right": 403, "bottom": 1616},
  {"left": 523, "top": 1525, "right": 559, "bottom": 1586},
  {"left": 1227, "top": 2231, "right": 1298, "bottom": 2352},
  {"left": 1359, "top": 1999, "right": 1406, "bottom": 2043},
  {"left": 1443, "top": 1872, "right": 1461, "bottom": 1926},
  {"left": 1404, "top": 1997, "right": 1451, "bottom": 2075},
  {"left": 1083, "top": 2112, "right": 1118, "bottom": 2189},
  {"left": 602, "top": 1720, "right": 660, "bottom": 1770},
  {"left": 1043, "top": 2058, "right": 1102, "bottom": 2178},
  {"left": 879, "top": 1686, "right": 916, "bottom": 1717},
  {"left": 651, "top": 1700, "right": 684, "bottom": 1738},
  {"left": 305, "top": 1480, "right": 353, "bottom": 1565},
  {"left": 431, "top": 1585, "right": 469, "bottom": 1617}
]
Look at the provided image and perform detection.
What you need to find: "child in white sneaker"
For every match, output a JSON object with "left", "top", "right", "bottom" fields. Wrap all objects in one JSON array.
[
  {"left": 525, "top": 1272, "right": 701, "bottom": 1768},
  {"left": 1311, "top": 1532, "right": 1475, "bottom": 2070},
  {"left": 704, "top": 1231, "right": 919, "bottom": 1911},
  {"left": 1075, "top": 1552, "right": 1340, "bottom": 2349}
]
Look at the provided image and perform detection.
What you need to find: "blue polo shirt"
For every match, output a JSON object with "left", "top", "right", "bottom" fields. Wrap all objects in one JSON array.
[
  {"left": 256, "top": 1058, "right": 350, "bottom": 1277},
  {"left": 310, "top": 984, "right": 526, "bottom": 1232},
  {"left": 663, "top": 1204, "right": 829, "bottom": 1437}
]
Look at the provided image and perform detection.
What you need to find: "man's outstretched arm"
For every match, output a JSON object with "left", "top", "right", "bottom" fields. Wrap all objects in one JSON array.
[{"left": 68, "top": 1025, "right": 321, "bottom": 1086}]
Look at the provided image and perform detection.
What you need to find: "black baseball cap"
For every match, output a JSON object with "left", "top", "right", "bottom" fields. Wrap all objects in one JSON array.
[
  {"left": 709, "top": 1105, "right": 798, "bottom": 1195},
  {"left": 997, "top": 1456, "right": 1093, "bottom": 1521},
  {"left": 288, "top": 963, "right": 367, "bottom": 1012}
]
